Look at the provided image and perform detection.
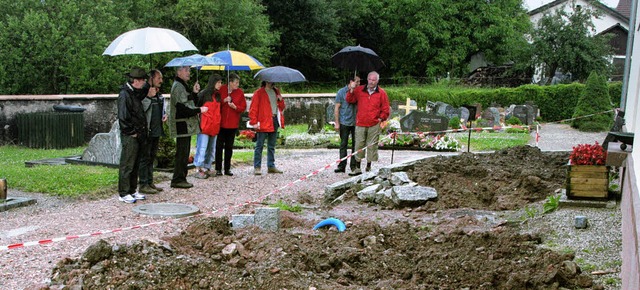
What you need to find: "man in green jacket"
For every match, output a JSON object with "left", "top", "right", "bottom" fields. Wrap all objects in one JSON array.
[{"left": 168, "top": 66, "right": 208, "bottom": 188}]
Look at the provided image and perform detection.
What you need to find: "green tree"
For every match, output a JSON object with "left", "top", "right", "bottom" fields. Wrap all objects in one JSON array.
[
  {"left": 170, "top": 0, "right": 276, "bottom": 64},
  {"left": 0, "top": 0, "right": 138, "bottom": 94},
  {"left": 376, "top": 0, "right": 530, "bottom": 81},
  {"left": 572, "top": 71, "right": 613, "bottom": 131},
  {"left": 262, "top": 0, "right": 341, "bottom": 81},
  {"left": 531, "top": 5, "right": 612, "bottom": 84}
]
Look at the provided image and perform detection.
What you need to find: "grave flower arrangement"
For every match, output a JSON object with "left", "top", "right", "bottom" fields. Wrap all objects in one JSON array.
[
  {"left": 569, "top": 142, "right": 607, "bottom": 165},
  {"left": 238, "top": 129, "right": 256, "bottom": 142}
]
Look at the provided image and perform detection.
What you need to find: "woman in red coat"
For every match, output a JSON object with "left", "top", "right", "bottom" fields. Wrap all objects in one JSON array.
[
  {"left": 193, "top": 74, "right": 222, "bottom": 179},
  {"left": 249, "top": 81, "right": 285, "bottom": 175}
]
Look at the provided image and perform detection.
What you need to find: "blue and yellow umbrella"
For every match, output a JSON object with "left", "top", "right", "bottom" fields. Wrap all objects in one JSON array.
[{"left": 200, "top": 50, "right": 264, "bottom": 71}]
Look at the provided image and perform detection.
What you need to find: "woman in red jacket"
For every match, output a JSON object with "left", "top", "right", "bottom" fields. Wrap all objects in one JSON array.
[
  {"left": 214, "top": 73, "right": 246, "bottom": 176},
  {"left": 193, "top": 74, "right": 222, "bottom": 179},
  {"left": 248, "top": 81, "right": 285, "bottom": 175}
]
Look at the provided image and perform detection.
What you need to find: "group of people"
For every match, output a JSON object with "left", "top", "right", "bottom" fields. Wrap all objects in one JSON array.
[
  {"left": 333, "top": 71, "right": 390, "bottom": 176},
  {"left": 116, "top": 65, "right": 288, "bottom": 203},
  {"left": 116, "top": 65, "right": 387, "bottom": 204}
]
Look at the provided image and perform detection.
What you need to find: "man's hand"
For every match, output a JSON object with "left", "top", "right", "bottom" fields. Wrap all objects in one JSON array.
[
  {"left": 147, "top": 87, "right": 157, "bottom": 97},
  {"left": 162, "top": 115, "right": 168, "bottom": 122},
  {"left": 254, "top": 123, "right": 261, "bottom": 130},
  {"left": 334, "top": 122, "right": 340, "bottom": 131},
  {"left": 193, "top": 82, "right": 201, "bottom": 93}
]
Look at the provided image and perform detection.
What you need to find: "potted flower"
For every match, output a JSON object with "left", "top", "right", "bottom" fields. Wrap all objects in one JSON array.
[{"left": 566, "top": 142, "right": 609, "bottom": 199}]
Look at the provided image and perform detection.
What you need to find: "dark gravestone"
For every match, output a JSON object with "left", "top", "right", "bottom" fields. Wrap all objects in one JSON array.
[
  {"left": 512, "top": 105, "right": 532, "bottom": 125},
  {"left": 481, "top": 107, "right": 501, "bottom": 127},
  {"left": 326, "top": 103, "right": 335, "bottom": 124},
  {"left": 434, "top": 101, "right": 452, "bottom": 116},
  {"left": 308, "top": 103, "right": 326, "bottom": 134},
  {"left": 463, "top": 105, "right": 478, "bottom": 121},
  {"left": 400, "top": 111, "right": 449, "bottom": 133},
  {"left": 459, "top": 107, "right": 470, "bottom": 124}
]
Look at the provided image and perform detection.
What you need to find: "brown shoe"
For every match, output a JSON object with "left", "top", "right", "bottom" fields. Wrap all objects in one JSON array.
[
  {"left": 149, "top": 184, "right": 163, "bottom": 192},
  {"left": 254, "top": 167, "right": 262, "bottom": 176},
  {"left": 268, "top": 167, "right": 283, "bottom": 174},
  {"left": 138, "top": 184, "right": 158, "bottom": 194}
]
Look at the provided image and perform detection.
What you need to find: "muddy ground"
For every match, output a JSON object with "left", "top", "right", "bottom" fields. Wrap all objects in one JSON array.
[{"left": 49, "top": 146, "right": 605, "bottom": 289}]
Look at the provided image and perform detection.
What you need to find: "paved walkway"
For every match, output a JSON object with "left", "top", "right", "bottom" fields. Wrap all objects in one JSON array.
[{"left": 529, "top": 123, "right": 608, "bottom": 151}]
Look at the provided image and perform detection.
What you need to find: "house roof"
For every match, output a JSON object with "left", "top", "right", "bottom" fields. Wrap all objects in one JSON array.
[
  {"left": 616, "top": 0, "right": 632, "bottom": 18},
  {"left": 528, "top": 0, "right": 629, "bottom": 23}
]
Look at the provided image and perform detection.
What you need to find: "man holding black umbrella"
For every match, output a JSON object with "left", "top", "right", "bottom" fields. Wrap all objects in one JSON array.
[{"left": 346, "top": 71, "right": 390, "bottom": 176}]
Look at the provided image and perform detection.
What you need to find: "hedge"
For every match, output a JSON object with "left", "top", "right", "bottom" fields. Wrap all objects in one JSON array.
[{"left": 385, "top": 82, "right": 622, "bottom": 122}]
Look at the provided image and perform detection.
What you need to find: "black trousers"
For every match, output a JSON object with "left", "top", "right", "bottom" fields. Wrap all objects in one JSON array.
[
  {"left": 139, "top": 136, "right": 159, "bottom": 186},
  {"left": 215, "top": 128, "right": 237, "bottom": 172},
  {"left": 338, "top": 124, "right": 357, "bottom": 171},
  {"left": 118, "top": 134, "right": 143, "bottom": 196},
  {"left": 172, "top": 136, "right": 191, "bottom": 184}
]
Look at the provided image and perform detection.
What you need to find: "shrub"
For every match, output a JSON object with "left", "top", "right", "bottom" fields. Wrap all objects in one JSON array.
[
  {"left": 448, "top": 117, "right": 461, "bottom": 129},
  {"left": 572, "top": 72, "right": 613, "bottom": 132},
  {"left": 506, "top": 116, "right": 523, "bottom": 125}
]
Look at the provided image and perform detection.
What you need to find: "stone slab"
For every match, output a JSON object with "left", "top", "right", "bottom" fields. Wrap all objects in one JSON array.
[
  {"left": 232, "top": 214, "right": 255, "bottom": 229},
  {"left": 255, "top": 207, "right": 280, "bottom": 231},
  {"left": 0, "top": 197, "right": 37, "bottom": 212},
  {"left": 559, "top": 192, "right": 616, "bottom": 209},
  {"left": 132, "top": 203, "right": 200, "bottom": 218}
]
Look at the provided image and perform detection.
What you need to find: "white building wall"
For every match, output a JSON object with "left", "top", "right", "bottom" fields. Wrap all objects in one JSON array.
[{"left": 529, "top": 0, "right": 629, "bottom": 34}]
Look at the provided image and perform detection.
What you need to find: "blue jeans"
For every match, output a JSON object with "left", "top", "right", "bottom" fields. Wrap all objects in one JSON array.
[
  {"left": 254, "top": 130, "right": 278, "bottom": 168},
  {"left": 194, "top": 133, "right": 217, "bottom": 170}
]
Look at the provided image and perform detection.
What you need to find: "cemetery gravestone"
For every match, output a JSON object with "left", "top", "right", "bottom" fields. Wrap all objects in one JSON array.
[
  {"left": 512, "top": 105, "right": 533, "bottom": 125},
  {"left": 481, "top": 107, "right": 501, "bottom": 127},
  {"left": 400, "top": 111, "right": 449, "bottom": 133},
  {"left": 325, "top": 103, "right": 335, "bottom": 124}
]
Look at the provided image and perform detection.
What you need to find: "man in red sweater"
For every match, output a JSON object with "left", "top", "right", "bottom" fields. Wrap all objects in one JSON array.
[
  {"left": 215, "top": 73, "right": 247, "bottom": 176},
  {"left": 346, "top": 71, "right": 390, "bottom": 176}
]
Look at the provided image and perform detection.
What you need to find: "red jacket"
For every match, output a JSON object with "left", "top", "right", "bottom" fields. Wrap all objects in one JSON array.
[
  {"left": 219, "top": 85, "right": 247, "bottom": 129},
  {"left": 249, "top": 86, "right": 285, "bottom": 132},
  {"left": 200, "top": 99, "right": 221, "bottom": 136},
  {"left": 346, "top": 85, "right": 390, "bottom": 127}
]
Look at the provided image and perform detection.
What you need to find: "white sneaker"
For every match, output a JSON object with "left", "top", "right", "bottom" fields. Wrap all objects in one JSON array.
[
  {"left": 118, "top": 194, "right": 136, "bottom": 203},
  {"left": 132, "top": 192, "right": 146, "bottom": 200}
]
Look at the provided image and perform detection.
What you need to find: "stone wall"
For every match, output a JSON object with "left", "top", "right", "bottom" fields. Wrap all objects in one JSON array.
[{"left": 0, "top": 93, "right": 335, "bottom": 145}]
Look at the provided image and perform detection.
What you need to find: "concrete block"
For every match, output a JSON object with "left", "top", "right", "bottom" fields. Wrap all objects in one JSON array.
[
  {"left": 255, "top": 207, "right": 280, "bottom": 231},
  {"left": 232, "top": 214, "right": 255, "bottom": 229},
  {"left": 574, "top": 215, "right": 588, "bottom": 229}
]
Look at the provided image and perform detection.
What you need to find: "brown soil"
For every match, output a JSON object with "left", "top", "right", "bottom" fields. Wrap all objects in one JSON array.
[{"left": 49, "top": 146, "right": 603, "bottom": 289}]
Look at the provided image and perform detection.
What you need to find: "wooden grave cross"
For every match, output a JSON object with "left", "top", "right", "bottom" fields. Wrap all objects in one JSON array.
[{"left": 398, "top": 98, "right": 418, "bottom": 115}]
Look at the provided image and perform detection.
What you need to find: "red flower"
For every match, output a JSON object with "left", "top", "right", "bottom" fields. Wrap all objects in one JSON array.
[
  {"left": 238, "top": 129, "right": 256, "bottom": 141},
  {"left": 569, "top": 142, "right": 607, "bottom": 165}
]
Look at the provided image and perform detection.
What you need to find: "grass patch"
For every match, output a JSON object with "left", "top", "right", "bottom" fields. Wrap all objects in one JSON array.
[
  {"left": 269, "top": 200, "right": 302, "bottom": 213},
  {"left": 0, "top": 145, "right": 118, "bottom": 197},
  {"left": 451, "top": 131, "right": 530, "bottom": 151}
]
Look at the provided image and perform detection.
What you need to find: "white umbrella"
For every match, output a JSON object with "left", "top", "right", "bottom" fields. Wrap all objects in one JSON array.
[{"left": 103, "top": 27, "right": 198, "bottom": 56}]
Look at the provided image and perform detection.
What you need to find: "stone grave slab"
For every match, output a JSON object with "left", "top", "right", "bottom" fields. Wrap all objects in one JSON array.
[
  {"left": 400, "top": 110, "right": 449, "bottom": 133},
  {"left": 0, "top": 197, "right": 37, "bottom": 212},
  {"left": 133, "top": 203, "right": 200, "bottom": 218}
]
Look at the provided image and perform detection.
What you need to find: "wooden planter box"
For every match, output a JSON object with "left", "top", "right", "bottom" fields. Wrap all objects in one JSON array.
[{"left": 566, "top": 165, "right": 609, "bottom": 199}]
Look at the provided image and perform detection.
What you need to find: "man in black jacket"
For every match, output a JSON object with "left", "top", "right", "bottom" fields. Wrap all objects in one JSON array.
[{"left": 117, "top": 67, "right": 152, "bottom": 203}]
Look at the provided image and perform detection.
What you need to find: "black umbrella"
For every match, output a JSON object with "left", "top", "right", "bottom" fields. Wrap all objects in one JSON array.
[{"left": 331, "top": 45, "right": 385, "bottom": 76}]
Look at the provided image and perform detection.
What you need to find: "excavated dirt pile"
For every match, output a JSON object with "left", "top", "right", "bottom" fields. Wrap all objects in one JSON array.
[{"left": 50, "top": 146, "right": 602, "bottom": 289}]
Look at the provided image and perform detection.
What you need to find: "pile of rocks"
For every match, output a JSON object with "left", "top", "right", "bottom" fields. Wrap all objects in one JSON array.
[{"left": 324, "top": 157, "right": 438, "bottom": 208}]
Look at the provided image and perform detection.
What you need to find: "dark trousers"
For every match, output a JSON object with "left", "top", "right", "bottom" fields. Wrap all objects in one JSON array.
[
  {"left": 118, "top": 134, "right": 143, "bottom": 197},
  {"left": 139, "top": 136, "right": 159, "bottom": 186},
  {"left": 215, "top": 128, "right": 237, "bottom": 172},
  {"left": 172, "top": 136, "right": 191, "bottom": 184},
  {"left": 338, "top": 125, "right": 357, "bottom": 171}
]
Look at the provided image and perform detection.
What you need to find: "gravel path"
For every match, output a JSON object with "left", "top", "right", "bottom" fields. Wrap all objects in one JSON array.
[{"left": 0, "top": 124, "right": 617, "bottom": 289}]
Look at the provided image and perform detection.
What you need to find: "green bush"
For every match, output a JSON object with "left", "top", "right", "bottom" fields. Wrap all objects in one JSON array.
[
  {"left": 385, "top": 82, "right": 622, "bottom": 123},
  {"left": 572, "top": 72, "right": 613, "bottom": 132},
  {"left": 448, "top": 117, "right": 461, "bottom": 129},
  {"left": 506, "top": 116, "right": 523, "bottom": 125}
]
